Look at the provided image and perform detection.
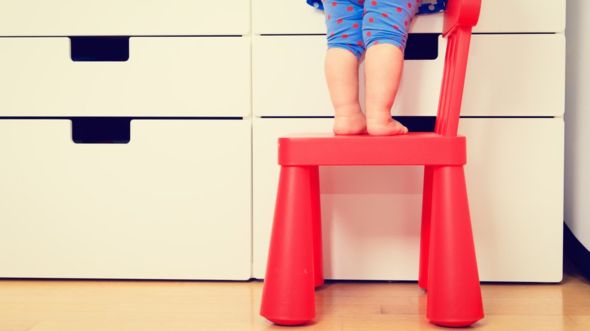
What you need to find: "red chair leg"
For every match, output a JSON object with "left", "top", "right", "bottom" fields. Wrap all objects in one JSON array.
[
  {"left": 419, "top": 166, "right": 434, "bottom": 290},
  {"left": 427, "top": 165, "right": 483, "bottom": 327},
  {"left": 310, "top": 166, "right": 324, "bottom": 288},
  {"left": 260, "top": 166, "right": 316, "bottom": 326}
]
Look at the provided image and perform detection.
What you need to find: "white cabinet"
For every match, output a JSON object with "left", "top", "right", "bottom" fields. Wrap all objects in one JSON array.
[
  {"left": 0, "top": 1, "right": 253, "bottom": 280},
  {"left": 0, "top": 0, "right": 250, "bottom": 36},
  {"left": 253, "top": 0, "right": 565, "bottom": 34},
  {"left": 251, "top": 1, "right": 565, "bottom": 282},
  {"left": 0, "top": 37, "right": 251, "bottom": 117},
  {"left": 253, "top": 34, "right": 565, "bottom": 117},
  {"left": 253, "top": 118, "right": 564, "bottom": 282},
  {"left": 0, "top": 120, "right": 252, "bottom": 280},
  {"left": 0, "top": 0, "right": 565, "bottom": 281}
]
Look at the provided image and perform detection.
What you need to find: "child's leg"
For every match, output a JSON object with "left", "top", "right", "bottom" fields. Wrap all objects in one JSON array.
[
  {"left": 365, "top": 44, "right": 407, "bottom": 135},
  {"left": 326, "top": 48, "right": 366, "bottom": 135},
  {"left": 363, "top": 0, "right": 418, "bottom": 135},
  {"left": 324, "top": 0, "right": 366, "bottom": 135}
]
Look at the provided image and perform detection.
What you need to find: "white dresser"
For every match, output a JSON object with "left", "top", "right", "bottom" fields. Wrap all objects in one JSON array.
[
  {"left": 0, "top": 1, "right": 252, "bottom": 280},
  {"left": 252, "top": 0, "right": 566, "bottom": 282},
  {"left": 0, "top": 1, "right": 566, "bottom": 282}
]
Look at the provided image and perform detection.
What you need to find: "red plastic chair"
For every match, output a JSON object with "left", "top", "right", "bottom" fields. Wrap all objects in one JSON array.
[{"left": 260, "top": 0, "right": 484, "bottom": 327}]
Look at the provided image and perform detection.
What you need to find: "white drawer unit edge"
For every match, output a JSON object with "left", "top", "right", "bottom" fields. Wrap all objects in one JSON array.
[
  {"left": 0, "top": 119, "right": 252, "bottom": 280},
  {"left": 253, "top": 34, "right": 565, "bottom": 117},
  {"left": 0, "top": 0, "right": 251, "bottom": 36},
  {"left": 252, "top": 0, "right": 565, "bottom": 34},
  {"left": 253, "top": 117, "right": 564, "bottom": 282},
  {"left": 0, "top": 37, "right": 252, "bottom": 117}
]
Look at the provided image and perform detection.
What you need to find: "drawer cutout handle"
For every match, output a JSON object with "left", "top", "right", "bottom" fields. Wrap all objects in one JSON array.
[
  {"left": 70, "top": 37, "right": 130, "bottom": 62},
  {"left": 405, "top": 34, "right": 439, "bottom": 60},
  {"left": 72, "top": 118, "right": 131, "bottom": 144},
  {"left": 397, "top": 116, "right": 436, "bottom": 132}
]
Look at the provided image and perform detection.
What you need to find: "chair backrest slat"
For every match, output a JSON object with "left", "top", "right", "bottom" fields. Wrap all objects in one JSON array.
[{"left": 434, "top": 0, "right": 481, "bottom": 137}]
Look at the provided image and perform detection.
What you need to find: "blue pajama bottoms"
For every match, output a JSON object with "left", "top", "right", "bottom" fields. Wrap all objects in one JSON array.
[{"left": 324, "top": 0, "right": 420, "bottom": 58}]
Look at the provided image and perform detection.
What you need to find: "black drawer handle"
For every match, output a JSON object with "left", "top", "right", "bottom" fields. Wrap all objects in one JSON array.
[
  {"left": 70, "top": 37, "right": 130, "bottom": 62},
  {"left": 396, "top": 116, "right": 436, "bottom": 132},
  {"left": 405, "top": 34, "right": 439, "bottom": 60},
  {"left": 72, "top": 118, "right": 131, "bottom": 144}
]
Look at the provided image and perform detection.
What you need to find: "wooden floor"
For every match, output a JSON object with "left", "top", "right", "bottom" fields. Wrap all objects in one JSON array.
[{"left": 1, "top": 272, "right": 589, "bottom": 331}]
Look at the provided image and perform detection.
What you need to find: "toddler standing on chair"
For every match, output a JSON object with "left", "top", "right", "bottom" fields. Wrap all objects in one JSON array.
[{"left": 308, "top": 0, "right": 445, "bottom": 136}]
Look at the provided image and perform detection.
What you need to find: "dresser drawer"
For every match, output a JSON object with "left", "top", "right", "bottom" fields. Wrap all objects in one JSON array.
[
  {"left": 0, "top": 0, "right": 249, "bottom": 36},
  {"left": 253, "top": 34, "right": 564, "bottom": 117},
  {"left": 0, "top": 37, "right": 251, "bottom": 117},
  {"left": 253, "top": 0, "right": 565, "bottom": 34},
  {"left": 253, "top": 118, "right": 564, "bottom": 282},
  {"left": 0, "top": 119, "right": 251, "bottom": 280}
]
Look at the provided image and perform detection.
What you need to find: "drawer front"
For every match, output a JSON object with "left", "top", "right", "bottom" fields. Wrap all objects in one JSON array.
[
  {"left": 0, "top": 0, "right": 249, "bottom": 36},
  {"left": 0, "top": 119, "right": 251, "bottom": 280},
  {"left": 253, "top": 34, "right": 564, "bottom": 117},
  {"left": 0, "top": 37, "right": 251, "bottom": 117},
  {"left": 253, "top": 0, "right": 565, "bottom": 34},
  {"left": 253, "top": 118, "right": 564, "bottom": 282}
]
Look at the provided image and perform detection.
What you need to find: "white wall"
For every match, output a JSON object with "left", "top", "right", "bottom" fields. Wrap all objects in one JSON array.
[{"left": 565, "top": 0, "right": 590, "bottom": 250}]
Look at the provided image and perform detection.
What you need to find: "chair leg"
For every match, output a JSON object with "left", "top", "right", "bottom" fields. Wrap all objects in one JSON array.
[
  {"left": 310, "top": 166, "right": 324, "bottom": 288},
  {"left": 427, "top": 165, "right": 484, "bottom": 327},
  {"left": 260, "top": 166, "right": 316, "bottom": 326},
  {"left": 419, "top": 166, "right": 434, "bottom": 290}
]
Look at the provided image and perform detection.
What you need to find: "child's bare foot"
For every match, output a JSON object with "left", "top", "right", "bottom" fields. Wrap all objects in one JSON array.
[
  {"left": 366, "top": 117, "right": 408, "bottom": 136},
  {"left": 333, "top": 112, "right": 367, "bottom": 135}
]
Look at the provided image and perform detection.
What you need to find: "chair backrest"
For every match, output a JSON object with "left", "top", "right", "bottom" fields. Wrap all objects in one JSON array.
[{"left": 434, "top": 0, "right": 482, "bottom": 137}]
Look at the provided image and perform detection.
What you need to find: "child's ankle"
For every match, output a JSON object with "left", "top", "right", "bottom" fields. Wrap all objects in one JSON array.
[
  {"left": 366, "top": 110, "right": 393, "bottom": 123},
  {"left": 335, "top": 104, "right": 363, "bottom": 118}
]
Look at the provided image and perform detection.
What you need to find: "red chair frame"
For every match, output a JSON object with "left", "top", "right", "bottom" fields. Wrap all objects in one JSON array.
[{"left": 260, "top": 0, "right": 484, "bottom": 327}]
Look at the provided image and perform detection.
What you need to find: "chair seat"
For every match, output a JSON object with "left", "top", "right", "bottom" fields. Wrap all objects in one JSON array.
[{"left": 278, "top": 132, "right": 466, "bottom": 166}]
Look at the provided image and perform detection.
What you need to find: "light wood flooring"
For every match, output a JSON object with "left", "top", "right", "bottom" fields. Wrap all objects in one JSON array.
[{"left": 1, "top": 272, "right": 588, "bottom": 331}]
